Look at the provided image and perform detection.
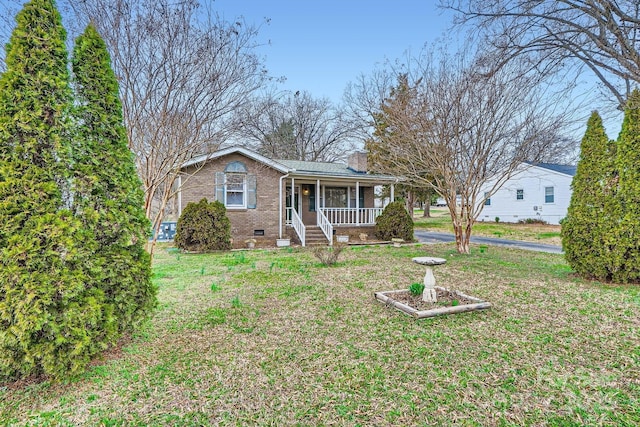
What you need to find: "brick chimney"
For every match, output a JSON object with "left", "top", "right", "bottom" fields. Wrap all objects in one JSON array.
[{"left": 347, "top": 151, "right": 368, "bottom": 173}]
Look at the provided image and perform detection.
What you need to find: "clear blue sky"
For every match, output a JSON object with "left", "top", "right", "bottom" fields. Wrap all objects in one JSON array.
[
  {"left": 212, "top": 1, "right": 623, "bottom": 140},
  {"left": 213, "top": 0, "right": 454, "bottom": 104}
]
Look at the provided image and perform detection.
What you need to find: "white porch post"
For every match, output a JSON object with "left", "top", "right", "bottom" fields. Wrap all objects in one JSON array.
[
  {"left": 390, "top": 184, "right": 395, "bottom": 204},
  {"left": 291, "top": 177, "right": 295, "bottom": 212},
  {"left": 356, "top": 181, "right": 360, "bottom": 226},
  {"left": 316, "top": 179, "right": 320, "bottom": 224},
  {"left": 278, "top": 176, "right": 283, "bottom": 238}
]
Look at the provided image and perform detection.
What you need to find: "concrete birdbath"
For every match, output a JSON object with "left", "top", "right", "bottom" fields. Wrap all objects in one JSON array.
[
  {"left": 374, "top": 256, "right": 491, "bottom": 319},
  {"left": 412, "top": 257, "right": 446, "bottom": 302}
]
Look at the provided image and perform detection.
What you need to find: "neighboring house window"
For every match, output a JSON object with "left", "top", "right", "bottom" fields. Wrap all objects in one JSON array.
[
  {"left": 215, "top": 161, "right": 257, "bottom": 209},
  {"left": 484, "top": 192, "right": 491, "bottom": 206},
  {"left": 516, "top": 189, "right": 524, "bottom": 200},
  {"left": 545, "top": 186, "right": 554, "bottom": 203},
  {"left": 325, "top": 187, "right": 347, "bottom": 207}
]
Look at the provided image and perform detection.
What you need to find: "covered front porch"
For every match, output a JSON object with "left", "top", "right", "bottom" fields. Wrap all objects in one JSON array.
[{"left": 280, "top": 177, "right": 396, "bottom": 246}]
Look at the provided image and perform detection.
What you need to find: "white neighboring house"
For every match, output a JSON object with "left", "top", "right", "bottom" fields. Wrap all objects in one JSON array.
[{"left": 478, "top": 162, "right": 576, "bottom": 225}]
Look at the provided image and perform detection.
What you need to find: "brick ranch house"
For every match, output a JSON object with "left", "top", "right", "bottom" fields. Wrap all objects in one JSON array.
[{"left": 178, "top": 146, "right": 399, "bottom": 247}]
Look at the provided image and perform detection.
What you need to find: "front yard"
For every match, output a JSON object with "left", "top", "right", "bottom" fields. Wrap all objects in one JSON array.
[{"left": 1, "top": 244, "right": 639, "bottom": 425}]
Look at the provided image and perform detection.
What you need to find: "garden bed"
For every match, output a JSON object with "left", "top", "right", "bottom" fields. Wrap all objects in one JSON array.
[{"left": 375, "top": 286, "right": 491, "bottom": 318}]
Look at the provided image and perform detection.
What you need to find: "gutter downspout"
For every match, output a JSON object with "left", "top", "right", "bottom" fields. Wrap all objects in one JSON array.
[{"left": 279, "top": 173, "right": 290, "bottom": 238}]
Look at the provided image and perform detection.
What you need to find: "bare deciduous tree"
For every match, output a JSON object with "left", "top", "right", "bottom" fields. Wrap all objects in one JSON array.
[
  {"left": 238, "top": 90, "right": 357, "bottom": 162},
  {"left": 364, "top": 48, "right": 575, "bottom": 254},
  {"left": 442, "top": 0, "right": 640, "bottom": 108},
  {"left": 72, "top": 0, "right": 269, "bottom": 254},
  {"left": 344, "top": 69, "right": 398, "bottom": 142}
]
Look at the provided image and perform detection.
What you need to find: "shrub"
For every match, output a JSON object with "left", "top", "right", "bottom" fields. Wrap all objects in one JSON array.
[
  {"left": 562, "top": 111, "right": 620, "bottom": 281},
  {"left": 312, "top": 243, "right": 346, "bottom": 266},
  {"left": 72, "top": 24, "right": 156, "bottom": 340},
  {"left": 374, "top": 201, "right": 414, "bottom": 241},
  {"left": 610, "top": 90, "right": 640, "bottom": 282},
  {"left": 0, "top": 0, "right": 105, "bottom": 381},
  {"left": 518, "top": 218, "right": 548, "bottom": 225},
  {"left": 175, "top": 199, "right": 231, "bottom": 252}
]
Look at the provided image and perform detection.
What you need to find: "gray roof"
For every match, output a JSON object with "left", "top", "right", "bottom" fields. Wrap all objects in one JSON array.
[
  {"left": 277, "top": 159, "right": 396, "bottom": 181},
  {"left": 277, "top": 159, "right": 361, "bottom": 175},
  {"left": 182, "top": 146, "right": 398, "bottom": 182},
  {"left": 526, "top": 162, "right": 576, "bottom": 176}
]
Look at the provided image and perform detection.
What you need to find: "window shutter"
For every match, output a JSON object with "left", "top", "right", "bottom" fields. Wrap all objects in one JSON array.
[
  {"left": 215, "top": 172, "right": 225, "bottom": 203},
  {"left": 247, "top": 174, "right": 257, "bottom": 209}
]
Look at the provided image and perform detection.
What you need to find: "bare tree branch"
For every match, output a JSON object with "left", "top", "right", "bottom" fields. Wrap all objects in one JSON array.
[
  {"left": 442, "top": 0, "right": 640, "bottom": 108},
  {"left": 237, "top": 90, "right": 357, "bottom": 161}
]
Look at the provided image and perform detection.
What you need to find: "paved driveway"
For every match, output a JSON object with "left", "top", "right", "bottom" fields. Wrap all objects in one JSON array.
[{"left": 414, "top": 230, "right": 563, "bottom": 254}]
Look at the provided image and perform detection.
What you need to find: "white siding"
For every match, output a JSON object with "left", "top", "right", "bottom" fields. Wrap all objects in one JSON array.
[{"left": 478, "top": 164, "right": 573, "bottom": 225}]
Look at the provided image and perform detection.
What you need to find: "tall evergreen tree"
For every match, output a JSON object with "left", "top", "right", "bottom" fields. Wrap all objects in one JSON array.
[
  {"left": 71, "top": 24, "right": 156, "bottom": 334},
  {"left": 611, "top": 89, "right": 640, "bottom": 282},
  {"left": 562, "top": 112, "right": 617, "bottom": 280},
  {"left": 0, "top": 0, "right": 105, "bottom": 379}
]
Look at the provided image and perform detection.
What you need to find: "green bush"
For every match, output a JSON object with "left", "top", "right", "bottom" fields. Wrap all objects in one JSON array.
[
  {"left": 562, "top": 111, "right": 618, "bottom": 281},
  {"left": 563, "top": 98, "right": 640, "bottom": 283},
  {"left": 374, "top": 201, "right": 414, "bottom": 241},
  {"left": 0, "top": 0, "right": 104, "bottom": 381},
  {"left": 0, "top": 0, "right": 156, "bottom": 382},
  {"left": 72, "top": 24, "right": 156, "bottom": 338},
  {"left": 518, "top": 218, "right": 547, "bottom": 225},
  {"left": 610, "top": 90, "right": 640, "bottom": 283},
  {"left": 175, "top": 199, "right": 231, "bottom": 252}
]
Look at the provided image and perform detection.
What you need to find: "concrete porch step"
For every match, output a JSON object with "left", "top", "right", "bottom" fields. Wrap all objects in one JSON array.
[
  {"left": 286, "top": 225, "right": 332, "bottom": 246},
  {"left": 305, "top": 226, "right": 330, "bottom": 245}
]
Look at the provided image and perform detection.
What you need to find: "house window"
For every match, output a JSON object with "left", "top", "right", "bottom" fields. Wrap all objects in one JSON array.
[
  {"left": 516, "top": 189, "right": 524, "bottom": 200},
  {"left": 325, "top": 187, "right": 347, "bottom": 207},
  {"left": 349, "top": 187, "right": 366, "bottom": 208},
  {"left": 215, "top": 161, "right": 257, "bottom": 209},
  {"left": 545, "top": 186, "right": 554, "bottom": 203},
  {"left": 484, "top": 192, "right": 491, "bottom": 206},
  {"left": 225, "top": 173, "right": 245, "bottom": 207}
]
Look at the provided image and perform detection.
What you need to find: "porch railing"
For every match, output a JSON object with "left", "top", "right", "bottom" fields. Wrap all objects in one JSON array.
[
  {"left": 317, "top": 208, "right": 333, "bottom": 246},
  {"left": 320, "top": 208, "right": 384, "bottom": 226},
  {"left": 287, "top": 207, "right": 306, "bottom": 247}
]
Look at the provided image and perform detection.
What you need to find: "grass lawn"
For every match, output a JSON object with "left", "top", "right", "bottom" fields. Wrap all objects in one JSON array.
[
  {"left": 1, "top": 244, "right": 639, "bottom": 426},
  {"left": 414, "top": 208, "right": 563, "bottom": 245}
]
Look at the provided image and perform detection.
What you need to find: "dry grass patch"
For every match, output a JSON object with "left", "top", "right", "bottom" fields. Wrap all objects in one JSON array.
[{"left": 1, "top": 244, "right": 639, "bottom": 426}]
